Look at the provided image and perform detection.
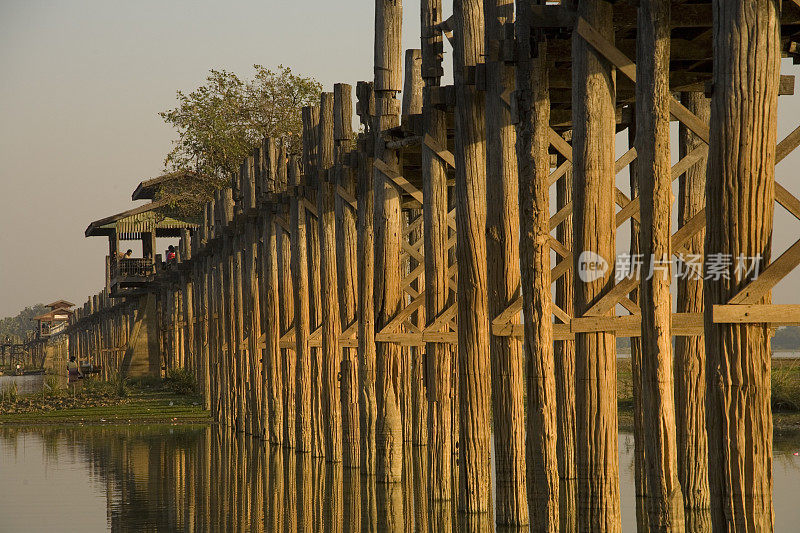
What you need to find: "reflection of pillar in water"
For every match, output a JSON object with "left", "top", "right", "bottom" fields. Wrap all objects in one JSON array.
[
  {"left": 377, "top": 478, "right": 404, "bottom": 533},
  {"left": 428, "top": 500, "right": 453, "bottom": 532},
  {"left": 283, "top": 448, "right": 297, "bottom": 533},
  {"left": 343, "top": 467, "right": 361, "bottom": 533},
  {"left": 268, "top": 445, "right": 284, "bottom": 531},
  {"left": 412, "top": 447, "right": 429, "bottom": 533},
  {"left": 325, "top": 463, "right": 344, "bottom": 533},
  {"left": 251, "top": 438, "right": 265, "bottom": 529},
  {"left": 312, "top": 457, "right": 326, "bottom": 530},
  {"left": 402, "top": 449, "right": 414, "bottom": 533},
  {"left": 297, "top": 454, "right": 314, "bottom": 533},
  {"left": 362, "top": 472, "right": 378, "bottom": 533}
]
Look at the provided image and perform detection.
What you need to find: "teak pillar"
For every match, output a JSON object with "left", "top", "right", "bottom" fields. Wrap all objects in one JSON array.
[
  {"left": 704, "top": 0, "right": 779, "bottom": 529},
  {"left": 303, "top": 106, "right": 325, "bottom": 458},
  {"left": 263, "top": 140, "right": 283, "bottom": 444},
  {"left": 514, "top": 1, "right": 558, "bottom": 528},
  {"left": 421, "top": 0, "right": 453, "bottom": 501},
  {"left": 356, "top": 80, "right": 377, "bottom": 474},
  {"left": 244, "top": 154, "right": 264, "bottom": 439},
  {"left": 486, "top": 0, "right": 529, "bottom": 526},
  {"left": 276, "top": 144, "right": 297, "bottom": 449},
  {"left": 453, "top": 0, "right": 491, "bottom": 513},
  {"left": 635, "top": 1, "right": 685, "bottom": 529},
  {"left": 400, "top": 49, "right": 425, "bottom": 448},
  {"left": 373, "top": 0, "right": 404, "bottom": 483},
  {"left": 334, "top": 83, "right": 360, "bottom": 469},
  {"left": 554, "top": 150, "right": 577, "bottom": 533},
  {"left": 675, "top": 91, "right": 710, "bottom": 523},
  {"left": 317, "top": 92, "right": 343, "bottom": 461},
  {"left": 289, "top": 156, "right": 313, "bottom": 453},
  {"left": 571, "top": 0, "right": 621, "bottom": 529},
  {"left": 263, "top": 200, "right": 282, "bottom": 444}
]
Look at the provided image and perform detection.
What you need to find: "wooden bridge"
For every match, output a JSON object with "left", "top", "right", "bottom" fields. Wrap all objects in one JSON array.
[{"left": 64, "top": 0, "right": 800, "bottom": 530}]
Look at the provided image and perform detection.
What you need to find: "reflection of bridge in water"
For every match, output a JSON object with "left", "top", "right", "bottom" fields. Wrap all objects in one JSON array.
[
  {"left": 2, "top": 426, "right": 800, "bottom": 531},
  {"left": 0, "top": 425, "right": 478, "bottom": 532}
]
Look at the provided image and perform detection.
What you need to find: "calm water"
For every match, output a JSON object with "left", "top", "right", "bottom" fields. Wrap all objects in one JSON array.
[
  {"left": 0, "top": 425, "right": 799, "bottom": 532},
  {"left": 0, "top": 374, "right": 69, "bottom": 395}
]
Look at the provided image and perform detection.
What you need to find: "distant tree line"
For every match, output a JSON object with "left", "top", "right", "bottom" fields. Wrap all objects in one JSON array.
[{"left": 0, "top": 304, "right": 48, "bottom": 342}]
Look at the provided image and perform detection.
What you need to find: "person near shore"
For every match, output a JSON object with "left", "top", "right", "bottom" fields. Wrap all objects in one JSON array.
[
  {"left": 166, "top": 245, "right": 176, "bottom": 263},
  {"left": 67, "top": 355, "right": 83, "bottom": 395},
  {"left": 117, "top": 249, "right": 132, "bottom": 260}
]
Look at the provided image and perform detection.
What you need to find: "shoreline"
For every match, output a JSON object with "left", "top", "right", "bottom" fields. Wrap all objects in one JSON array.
[{"left": 0, "top": 388, "right": 211, "bottom": 426}]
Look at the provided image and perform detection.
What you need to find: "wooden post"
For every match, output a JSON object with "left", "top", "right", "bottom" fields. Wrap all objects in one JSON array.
[
  {"left": 334, "top": 83, "right": 360, "bottom": 468},
  {"left": 289, "top": 154, "right": 313, "bottom": 453},
  {"left": 373, "top": 0, "right": 404, "bottom": 483},
  {"left": 197, "top": 209, "right": 212, "bottom": 410},
  {"left": 628, "top": 114, "right": 648, "bottom": 517},
  {"left": 317, "top": 92, "right": 343, "bottom": 461},
  {"left": 232, "top": 203, "right": 247, "bottom": 433},
  {"left": 453, "top": 0, "right": 491, "bottom": 512},
  {"left": 420, "top": 0, "right": 452, "bottom": 501},
  {"left": 486, "top": 0, "right": 528, "bottom": 525},
  {"left": 515, "top": 0, "right": 561, "bottom": 527},
  {"left": 401, "top": 49, "right": 428, "bottom": 448},
  {"left": 302, "top": 105, "right": 326, "bottom": 458},
  {"left": 635, "top": 1, "right": 685, "bottom": 528},
  {"left": 554, "top": 147, "right": 577, "bottom": 532},
  {"left": 222, "top": 188, "right": 237, "bottom": 429},
  {"left": 263, "top": 202, "right": 282, "bottom": 443},
  {"left": 245, "top": 153, "right": 264, "bottom": 439},
  {"left": 704, "top": 0, "right": 779, "bottom": 528},
  {"left": 276, "top": 143, "right": 297, "bottom": 449},
  {"left": 571, "top": 0, "right": 621, "bottom": 529},
  {"left": 181, "top": 230, "right": 195, "bottom": 381},
  {"left": 675, "top": 91, "right": 710, "bottom": 523},
  {"left": 263, "top": 139, "right": 283, "bottom": 444},
  {"left": 208, "top": 198, "right": 221, "bottom": 419},
  {"left": 356, "top": 80, "right": 377, "bottom": 474}
]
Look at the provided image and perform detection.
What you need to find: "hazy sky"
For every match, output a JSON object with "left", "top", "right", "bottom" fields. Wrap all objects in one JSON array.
[
  {"left": 0, "top": 1, "right": 798, "bottom": 318},
  {"left": 0, "top": 0, "right": 429, "bottom": 316}
]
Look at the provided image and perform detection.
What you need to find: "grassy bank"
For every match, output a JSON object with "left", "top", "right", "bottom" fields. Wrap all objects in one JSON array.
[
  {"left": 3, "top": 359, "right": 799, "bottom": 429},
  {"left": 0, "top": 372, "right": 210, "bottom": 426}
]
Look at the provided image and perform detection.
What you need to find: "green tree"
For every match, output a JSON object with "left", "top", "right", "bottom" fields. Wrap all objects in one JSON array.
[
  {"left": 159, "top": 65, "right": 322, "bottom": 217},
  {"left": 0, "top": 304, "right": 48, "bottom": 342}
]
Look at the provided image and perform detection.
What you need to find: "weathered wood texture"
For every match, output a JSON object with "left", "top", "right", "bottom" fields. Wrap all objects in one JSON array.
[
  {"left": 402, "top": 50, "right": 424, "bottom": 448},
  {"left": 317, "top": 92, "right": 343, "bottom": 461},
  {"left": 334, "top": 83, "right": 360, "bottom": 468},
  {"left": 675, "top": 91, "right": 711, "bottom": 525},
  {"left": 453, "top": 0, "right": 491, "bottom": 513},
  {"left": 356, "top": 81, "right": 377, "bottom": 474},
  {"left": 303, "top": 105, "right": 326, "bottom": 457},
  {"left": 487, "top": 0, "right": 528, "bottom": 525},
  {"left": 572, "top": 0, "right": 621, "bottom": 529},
  {"left": 554, "top": 150, "right": 577, "bottom": 533},
  {"left": 636, "top": 1, "right": 685, "bottom": 529},
  {"left": 515, "top": 3, "right": 559, "bottom": 527},
  {"left": 373, "top": 0, "right": 404, "bottom": 483},
  {"left": 276, "top": 143, "right": 297, "bottom": 449},
  {"left": 263, "top": 192, "right": 283, "bottom": 444},
  {"left": 289, "top": 155, "right": 313, "bottom": 453},
  {"left": 421, "top": 0, "right": 453, "bottom": 502},
  {"left": 704, "top": 0, "right": 779, "bottom": 529}
]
